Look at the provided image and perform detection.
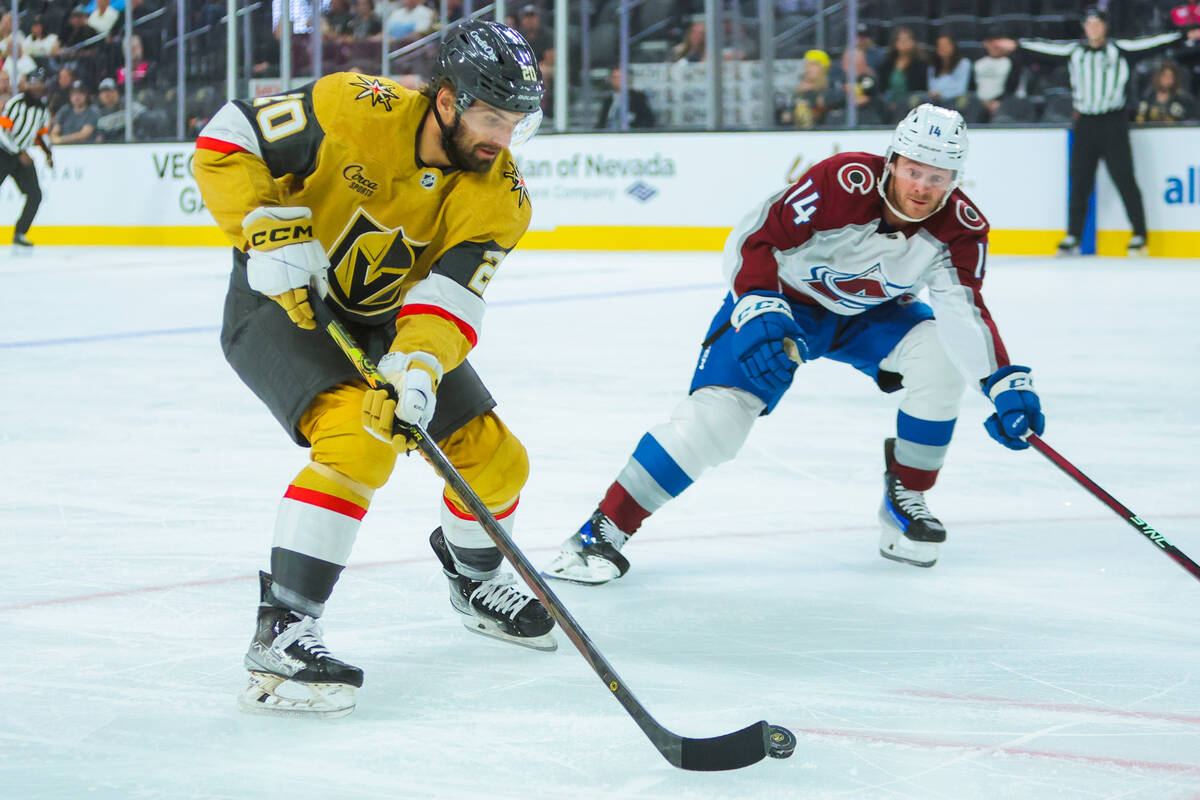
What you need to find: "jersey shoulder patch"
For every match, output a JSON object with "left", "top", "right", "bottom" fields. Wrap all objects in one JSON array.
[
  {"left": 947, "top": 189, "right": 990, "bottom": 235},
  {"left": 820, "top": 151, "right": 884, "bottom": 198}
]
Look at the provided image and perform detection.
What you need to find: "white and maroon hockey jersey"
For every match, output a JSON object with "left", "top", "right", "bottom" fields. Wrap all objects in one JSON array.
[{"left": 723, "top": 151, "right": 1009, "bottom": 382}]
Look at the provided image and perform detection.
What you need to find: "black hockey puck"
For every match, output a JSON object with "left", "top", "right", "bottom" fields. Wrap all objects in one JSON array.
[{"left": 766, "top": 724, "right": 796, "bottom": 759}]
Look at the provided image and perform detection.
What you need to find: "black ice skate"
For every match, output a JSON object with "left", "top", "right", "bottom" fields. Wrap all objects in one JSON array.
[
  {"left": 878, "top": 438, "right": 946, "bottom": 568},
  {"left": 430, "top": 528, "right": 557, "bottom": 651},
  {"left": 1127, "top": 235, "right": 1148, "bottom": 257},
  {"left": 238, "top": 571, "right": 363, "bottom": 717},
  {"left": 1055, "top": 235, "right": 1080, "bottom": 257},
  {"left": 11, "top": 232, "right": 32, "bottom": 256},
  {"left": 544, "top": 509, "right": 631, "bottom": 585}
]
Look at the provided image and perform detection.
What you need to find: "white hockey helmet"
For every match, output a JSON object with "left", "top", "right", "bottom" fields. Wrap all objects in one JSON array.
[{"left": 880, "top": 103, "right": 968, "bottom": 220}]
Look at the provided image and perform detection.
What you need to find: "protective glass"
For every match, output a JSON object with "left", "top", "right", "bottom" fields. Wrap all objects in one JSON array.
[{"left": 459, "top": 104, "right": 543, "bottom": 147}]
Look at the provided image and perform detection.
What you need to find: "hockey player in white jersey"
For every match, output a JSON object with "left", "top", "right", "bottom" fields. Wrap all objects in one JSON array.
[{"left": 547, "top": 104, "right": 1045, "bottom": 581}]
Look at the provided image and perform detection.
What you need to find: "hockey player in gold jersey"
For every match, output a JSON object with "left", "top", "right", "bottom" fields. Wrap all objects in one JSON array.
[{"left": 194, "top": 19, "right": 552, "bottom": 716}]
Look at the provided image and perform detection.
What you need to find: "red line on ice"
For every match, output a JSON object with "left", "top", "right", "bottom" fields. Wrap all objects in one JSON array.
[
  {"left": 898, "top": 689, "right": 1200, "bottom": 726},
  {"left": 2, "top": 513, "right": 1196, "bottom": 613},
  {"left": 797, "top": 727, "right": 1200, "bottom": 774}
]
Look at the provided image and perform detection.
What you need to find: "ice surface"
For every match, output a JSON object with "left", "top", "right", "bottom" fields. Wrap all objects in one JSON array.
[{"left": 1, "top": 247, "right": 1198, "bottom": 799}]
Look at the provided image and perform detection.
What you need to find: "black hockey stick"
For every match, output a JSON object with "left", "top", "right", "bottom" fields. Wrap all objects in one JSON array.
[
  {"left": 1029, "top": 435, "right": 1200, "bottom": 584},
  {"left": 307, "top": 281, "right": 796, "bottom": 770}
]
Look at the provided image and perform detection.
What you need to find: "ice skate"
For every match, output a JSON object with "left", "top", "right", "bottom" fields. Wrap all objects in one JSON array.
[
  {"left": 11, "top": 233, "right": 33, "bottom": 256},
  {"left": 1055, "top": 235, "right": 1080, "bottom": 257},
  {"left": 238, "top": 572, "right": 363, "bottom": 717},
  {"left": 1127, "top": 235, "right": 1148, "bottom": 257},
  {"left": 430, "top": 528, "right": 557, "bottom": 651},
  {"left": 878, "top": 438, "right": 946, "bottom": 568},
  {"left": 544, "top": 509, "right": 630, "bottom": 585}
]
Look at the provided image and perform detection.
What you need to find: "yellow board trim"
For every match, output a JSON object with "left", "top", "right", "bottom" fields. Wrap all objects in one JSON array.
[{"left": 1, "top": 225, "right": 1196, "bottom": 256}]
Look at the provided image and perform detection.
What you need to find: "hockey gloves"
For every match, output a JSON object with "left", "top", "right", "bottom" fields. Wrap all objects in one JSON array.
[
  {"left": 983, "top": 365, "right": 1045, "bottom": 450},
  {"left": 362, "top": 351, "right": 443, "bottom": 452},
  {"left": 243, "top": 206, "right": 329, "bottom": 330},
  {"left": 730, "top": 291, "right": 807, "bottom": 392}
]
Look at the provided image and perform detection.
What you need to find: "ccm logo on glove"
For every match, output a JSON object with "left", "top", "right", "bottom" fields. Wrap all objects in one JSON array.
[{"left": 246, "top": 223, "right": 315, "bottom": 249}]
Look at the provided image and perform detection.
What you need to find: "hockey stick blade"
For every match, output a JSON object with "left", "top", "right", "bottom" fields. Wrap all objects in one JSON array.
[
  {"left": 1029, "top": 435, "right": 1200, "bottom": 584},
  {"left": 307, "top": 281, "right": 794, "bottom": 771}
]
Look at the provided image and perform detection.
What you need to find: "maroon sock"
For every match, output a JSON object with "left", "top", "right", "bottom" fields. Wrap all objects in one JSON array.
[{"left": 597, "top": 482, "right": 651, "bottom": 535}]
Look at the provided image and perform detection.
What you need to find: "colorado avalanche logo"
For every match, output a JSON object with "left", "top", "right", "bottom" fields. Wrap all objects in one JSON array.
[
  {"left": 803, "top": 263, "right": 907, "bottom": 310},
  {"left": 955, "top": 198, "right": 986, "bottom": 231},
  {"left": 836, "top": 162, "right": 875, "bottom": 195}
]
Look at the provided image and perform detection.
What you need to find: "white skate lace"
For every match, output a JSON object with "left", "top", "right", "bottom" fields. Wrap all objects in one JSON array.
[
  {"left": 585, "top": 514, "right": 629, "bottom": 550},
  {"left": 273, "top": 615, "right": 332, "bottom": 660},
  {"left": 891, "top": 480, "right": 935, "bottom": 521},
  {"left": 470, "top": 574, "right": 534, "bottom": 620}
]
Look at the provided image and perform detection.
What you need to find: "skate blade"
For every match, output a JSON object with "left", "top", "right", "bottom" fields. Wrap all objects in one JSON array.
[
  {"left": 458, "top": 616, "right": 558, "bottom": 651},
  {"left": 542, "top": 551, "right": 621, "bottom": 586},
  {"left": 237, "top": 671, "right": 357, "bottom": 717},
  {"left": 879, "top": 547, "right": 938, "bottom": 568}
]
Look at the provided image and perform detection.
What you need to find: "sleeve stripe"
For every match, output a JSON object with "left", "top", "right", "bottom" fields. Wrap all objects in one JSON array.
[
  {"left": 196, "top": 102, "right": 264, "bottom": 159},
  {"left": 196, "top": 136, "right": 249, "bottom": 155},
  {"left": 396, "top": 304, "right": 479, "bottom": 347}
]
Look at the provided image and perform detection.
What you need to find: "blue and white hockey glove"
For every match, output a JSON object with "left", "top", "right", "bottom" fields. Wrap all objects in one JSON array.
[
  {"left": 730, "top": 291, "right": 807, "bottom": 392},
  {"left": 983, "top": 365, "right": 1045, "bottom": 450}
]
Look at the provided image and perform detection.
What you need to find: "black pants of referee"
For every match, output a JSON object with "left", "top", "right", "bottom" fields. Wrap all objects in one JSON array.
[
  {"left": 0, "top": 149, "right": 42, "bottom": 236},
  {"left": 1068, "top": 111, "right": 1146, "bottom": 240}
]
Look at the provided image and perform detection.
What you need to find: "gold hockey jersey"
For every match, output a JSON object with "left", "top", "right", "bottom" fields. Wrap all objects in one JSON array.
[{"left": 194, "top": 72, "right": 532, "bottom": 371}]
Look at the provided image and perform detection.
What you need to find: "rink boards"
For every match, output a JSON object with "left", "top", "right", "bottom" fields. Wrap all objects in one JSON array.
[{"left": 2, "top": 126, "right": 1198, "bottom": 257}]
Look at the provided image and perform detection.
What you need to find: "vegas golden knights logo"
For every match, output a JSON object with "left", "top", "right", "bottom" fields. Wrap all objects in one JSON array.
[{"left": 326, "top": 208, "right": 429, "bottom": 317}]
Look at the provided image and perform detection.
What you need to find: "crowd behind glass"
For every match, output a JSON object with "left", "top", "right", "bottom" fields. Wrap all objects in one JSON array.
[{"left": 1, "top": 0, "right": 1195, "bottom": 144}]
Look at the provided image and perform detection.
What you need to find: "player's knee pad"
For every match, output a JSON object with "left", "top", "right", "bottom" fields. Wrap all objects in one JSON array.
[
  {"left": 300, "top": 383, "right": 398, "bottom": 489},
  {"left": 651, "top": 386, "right": 763, "bottom": 471},
  {"left": 439, "top": 411, "right": 529, "bottom": 513},
  {"left": 881, "top": 321, "right": 966, "bottom": 420}
]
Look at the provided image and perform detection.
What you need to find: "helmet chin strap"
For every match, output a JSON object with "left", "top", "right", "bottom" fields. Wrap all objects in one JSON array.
[
  {"left": 878, "top": 161, "right": 948, "bottom": 224},
  {"left": 429, "top": 96, "right": 471, "bottom": 171}
]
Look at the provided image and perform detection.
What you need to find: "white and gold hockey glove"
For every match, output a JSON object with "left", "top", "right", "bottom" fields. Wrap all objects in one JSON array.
[
  {"left": 242, "top": 206, "right": 329, "bottom": 330},
  {"left": 362, "top": 351, "right": 443, "bottom": 452}
]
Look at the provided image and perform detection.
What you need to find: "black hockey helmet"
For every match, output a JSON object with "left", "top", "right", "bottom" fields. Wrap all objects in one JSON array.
[
  {"left": 432, "top": 19, "right": 544, "bottom": 116},
  {"left": 1083, "top": 6, "right": 1109, "bottom": 25}
]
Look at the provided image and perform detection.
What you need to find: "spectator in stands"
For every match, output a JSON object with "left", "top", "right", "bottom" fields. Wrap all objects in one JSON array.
[
  {"left": 93, "top": 75, "right": 145, "bottom": 142},
  {"left": 61, "top": 6, "right": 99, "bottom": 49},
  {"left": 779, "top": 49, "right": 838, "bottom": 128},
  {"left": 517, "top": 5, "right": 554, "bottom": 64},
  {"left": 837, "top": 46, "right": 885, "bottom": 124},
  {"left": 0, "top": 15, "right": 39, "bottom": 85},
  {"left": 385, "top": 0, "right": 435, "bottom": 45},
  {"left": 974, "top": 28, "right": 1021, "bottom": 121},
  {"left": 345, "top": 0, "right": 382, "bottom": 41},
  {"left": 595, "top": 67, "right": 655, "bottom": 130},
  {"left": 1136, "top": 59, "right": 1195, "bottom": 122},
  {"left": 670, "top": 19, "right": 706, "bottom": 64},
  {"left": 117, "top": 34, "right": 152, "bottom": 87},
  {"left": 856, "top": 22, "right": 886, "bottom": 72},
  {"left": 877, "top": 25, "right": 927, "bottom": 118},
  {"left": 927, "top": 33, "right": 970, "bottom": 105},
  {"left": 23, "top": 17, "right": 62, "bottom": 60},
  {"left": 45, "top": 65, "right": 75, "bottom": 114},
  {"left": 325, "top": 0, "right": 355, "bottom": 38},
  {"left": 50, "top": 80, "right": 99, "bottom": 144},
  {"left": 88, "top": 0, "right": 120, "bottom": 37}
]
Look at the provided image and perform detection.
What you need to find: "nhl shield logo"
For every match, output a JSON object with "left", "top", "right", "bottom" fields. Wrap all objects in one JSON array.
[{"left": 420, "top": 172, "right": 438, "bottom": 189}]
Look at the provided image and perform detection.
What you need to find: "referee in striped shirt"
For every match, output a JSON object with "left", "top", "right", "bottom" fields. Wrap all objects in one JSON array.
[
  {"left": 0, "top": 68, "right": 54, "bottom": 252},
  {"left": 1004, "top": 9, "right": 1197, "bottom": 256}
]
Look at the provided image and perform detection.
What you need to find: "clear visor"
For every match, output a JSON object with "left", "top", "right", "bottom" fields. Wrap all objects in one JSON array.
[
  {"left": 891, "top": 157, "right": 957, "bottom": 190},
  {"left": 459, "top": 104, "right": 543, "bottom": 148}
]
